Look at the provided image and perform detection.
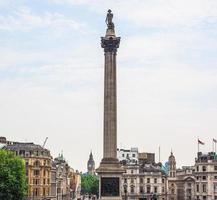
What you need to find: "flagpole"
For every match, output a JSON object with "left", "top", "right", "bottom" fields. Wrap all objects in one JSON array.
[
  {"left": 198, "top": 138, "right": 199, "bottom": 153},
  {"left": 215, "top": 142, "right": 216, "bottom": 153},
  {"left": 213, "top": 140, "right": 214, "bottom": 152}
]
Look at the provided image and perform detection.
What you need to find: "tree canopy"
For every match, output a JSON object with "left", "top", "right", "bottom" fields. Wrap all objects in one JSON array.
[
  {"left": 81, "top": 174, "right": 99, "bottom": 196},
  {"left": 0, "top": 149, "right": 28, "bottom": 200}
]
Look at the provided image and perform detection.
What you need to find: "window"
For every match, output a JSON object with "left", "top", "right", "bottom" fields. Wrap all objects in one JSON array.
[
  {"left": 19, "top": 150, "right": 25, "bottom": 156},
  {"left": 203, "top": 196, "right": 206, "bottom": 200},
  {"left": 147, "top": 186, "right": 150, "bottom": 194},
  {"left": 162, "top": 178, "right": 165, "bottom": 183},
  {"left": 196, "top": 166, "right": 199, "bottom": 171},
  {"left": 215, "top": 176, "right": 217, "bottom": 180},
  {"left": 214, "top": 184, "right": 217, "bottom": 193},
  {"left": 202, "top": 176, "right": 207, "bottom": 180},
  {"left": 147, "top": 178, "right": 150, "bottom": 183},
  {"left": 140, "top": 186, "right": 144, "bottom": 193},
  {"left": 33, "top": 170, "right": 40, "bottom": 176},
  {"left": 34, "top": 160, "right": 40, "bottom": 167},
  {"left": 140, "top": 178, "right": 143, "bottom": 184},
  {"left": 33, "top": 179, "right": 40, "bottom": 185},
  {"left": 33, "top": 188, "right": 39, "bottom": 196},
  {"left": 196, "top": 184, "right": 199, "bottom": 192},
  {"left": 124, "top": 178, "right": 127, "bottom": 183},
  {"left": 132, "top": 154, "right": 135, "bottom": 157},
  {"left": 202, "top": 184, "right": 206, "bottom": 193},
  {"left": 154, "top": 187, "right": 157, "bottom": 193},
  {"left": 43, "top": 179, "right": 46, "bottom": 185},
  {"left": 47, "top": 178, "right": 50, "bottom": 184},
  {"left": 214, "top": 166, "right": 217, "bottom": 171},
  {"left": 196, "top": 176, "right": 200, "bottom": 180},
  {"left": 131, "top": 170, "right": 133, "bottom": 174},
  {"left": 202, "top": 166, "right": 206, "bottom": 172},
  {"left": 215, "top": 196, "right": 217, "bottom": 200},
  {"left": 130, "top": 186, "right": 134, "bottom": 193},
  {"left": 188, "top": 183, "right": 191, "bottom": 187},
  {"left": 43, "top": 188, "right": 46, "bottom": 196},
  {"left": 122, "top": 154, "right": 124, "bottom": 157},
  {"left": 162, "top": 187, "right": 165, "bottom": 193},
  {"left": 131, "top": 178, "right": 134, "bottom": 184},
  {"left": 154, "top": 178, "right": 157, "bottom": 184},
  {"left": 171, "top": 188, "right": 175, "bottom": 194}
]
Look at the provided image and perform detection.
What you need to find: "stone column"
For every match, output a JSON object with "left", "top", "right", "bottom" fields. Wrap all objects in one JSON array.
[
  {"left": 96, "top": 10, "right": 125, "bottom": 200},
  {"left": 102, "top": 36, "right": 119, "bottom": 162}
]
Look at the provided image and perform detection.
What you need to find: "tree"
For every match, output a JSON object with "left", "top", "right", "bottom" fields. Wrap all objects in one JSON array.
[
  {"left": 0, "top": 149, "right": 28, "bottom": 200},
  {"left": 81, "top": 174, "right": 99, "bottom": 196}
]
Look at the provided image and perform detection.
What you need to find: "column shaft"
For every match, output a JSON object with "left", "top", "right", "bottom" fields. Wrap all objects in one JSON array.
[{"left": 103, "top": 51, "right": 117, "bottom": 159}]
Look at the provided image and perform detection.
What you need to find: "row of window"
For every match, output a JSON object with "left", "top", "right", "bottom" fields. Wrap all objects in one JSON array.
[
  {"left": 16, "top": 150, "right": 50, "bottom": 157},
  {"left": 196, "top": 196, "right": 217, "bottom": 200},
  {"left": 196, "top": 184, "right": 207, "bottom": 193},
  {"left": 196, "top": 165, "right": 217, "bottom": 172},
  {"left": 32, "top": 169, "right": 50, "bottom": 177},
  {"left": 32, "top": 188, "right": 50, "bottom": 197},
  {"left": 124, "top": 178, "right": 165, "bottom": 184},
  {"left": 124, "top": 185, "right": 163, "bottom": 194},
  {"left": 32, "top": 178, "right": 50, "bottom": 185}
]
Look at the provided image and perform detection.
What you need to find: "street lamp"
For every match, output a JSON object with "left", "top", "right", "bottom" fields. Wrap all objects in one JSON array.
[{"left": 123, "top": 183, "right": 127, "bottom": 200}]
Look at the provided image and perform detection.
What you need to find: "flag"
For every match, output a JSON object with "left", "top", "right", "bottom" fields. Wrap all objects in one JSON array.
[
  {"left": 213, "top": 138, "right": 217, "bottom": 143},
  {"left": 198, "top": 139, "right": 205, "bottom": 145}
]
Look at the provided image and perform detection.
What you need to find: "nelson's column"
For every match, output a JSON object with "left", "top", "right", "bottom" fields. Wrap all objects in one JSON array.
[{"left": 96, "top": 10, "right": 125, "bottom": 200}]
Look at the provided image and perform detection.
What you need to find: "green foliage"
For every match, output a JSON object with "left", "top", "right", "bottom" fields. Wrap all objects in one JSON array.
[
  {"left": 81, "top": 174, "right": 99, "bottom": 195},
  {"left": 0, "top": 149, "right": 28, "bottom": 200}
]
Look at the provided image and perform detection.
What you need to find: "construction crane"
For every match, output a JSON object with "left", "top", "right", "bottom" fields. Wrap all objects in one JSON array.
[{"left": 42, "top": 137, "right": 48, "bottom": 148}]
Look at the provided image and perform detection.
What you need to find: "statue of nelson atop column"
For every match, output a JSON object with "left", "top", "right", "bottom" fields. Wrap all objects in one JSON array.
[{"left": 105, "top": 9, "right": 114, "bottom": 30}]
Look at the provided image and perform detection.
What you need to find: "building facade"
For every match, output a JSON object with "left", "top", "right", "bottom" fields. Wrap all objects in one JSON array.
[
  {"left": 4, "top": 142, "right": 53, "bottom": 200},
  {"left": 1, "top": 137, "right": 81, "bottom": 200},
  {"left": 118, "top": 148, "right": 167, "bottom": 200},
  {"left": 194, "top": 152, "right": 217, "bottom": 200}
]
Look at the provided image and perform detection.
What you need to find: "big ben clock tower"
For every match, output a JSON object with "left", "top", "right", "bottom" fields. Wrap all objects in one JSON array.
[{"left": 87, "top": 151, "right": 95, "bottom": 175}]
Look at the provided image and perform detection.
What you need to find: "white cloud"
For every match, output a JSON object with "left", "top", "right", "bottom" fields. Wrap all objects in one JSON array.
[
  {"left": 48, "top": 0, "right": 217, "bottom": 27},
  {"left": 0, "top": 6, "right": 86, "bottom": 32}
]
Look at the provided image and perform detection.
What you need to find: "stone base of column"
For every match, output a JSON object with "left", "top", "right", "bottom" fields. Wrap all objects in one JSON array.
[{"left": 96, "top": 159, "right": 125, "bottom": 200}]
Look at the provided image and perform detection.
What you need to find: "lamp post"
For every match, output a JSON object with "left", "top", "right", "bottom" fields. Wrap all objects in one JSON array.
[{"left": 123, "top": 183, "right": 127, "bottom": 200}]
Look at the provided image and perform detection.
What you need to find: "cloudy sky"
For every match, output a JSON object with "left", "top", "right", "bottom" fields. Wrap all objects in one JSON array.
[{"left": 1, "top": 0, "right": 217, "bottom": 171}]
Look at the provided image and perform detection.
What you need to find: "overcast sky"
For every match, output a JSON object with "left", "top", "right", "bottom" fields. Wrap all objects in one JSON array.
[{"left": 1, "top": 0, "right": 217, "bottom": 172}]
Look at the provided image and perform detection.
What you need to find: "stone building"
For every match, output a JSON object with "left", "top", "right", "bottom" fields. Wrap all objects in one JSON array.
[
  {"left": 87, "top": 151, "right": 95, "bottom": 175},
  {"left": 121, "top": 164, "right": 167, "bottom": 200},
  {"left": 51, "top": 153, "right": 81, "bottom": 200},
  {"left": 194, "top": 152, "right": 217, "bottom": 200},
  {"left": 176, "top": 166, "right": 195, "bottom": 200},
  {"left": 68, "top": 169, "right": 81, "bottom": 200},
  {"left": 167, "top": 152, "right": 196, "bottom": 200},
  {"left": 52, "top": 153, "right": 71, "bottom": 200},
  {"left": 117, "top": 147, "right": 139, "bottom": 165},
  {"left": 167, "top": 152, "right": 177, "bottom": 200},
  {"left": 118, "top": 148, "right": 167, "bottom": 200},
  {"left": 4, "top": 142, "right": 53, "bottom": 200}
]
